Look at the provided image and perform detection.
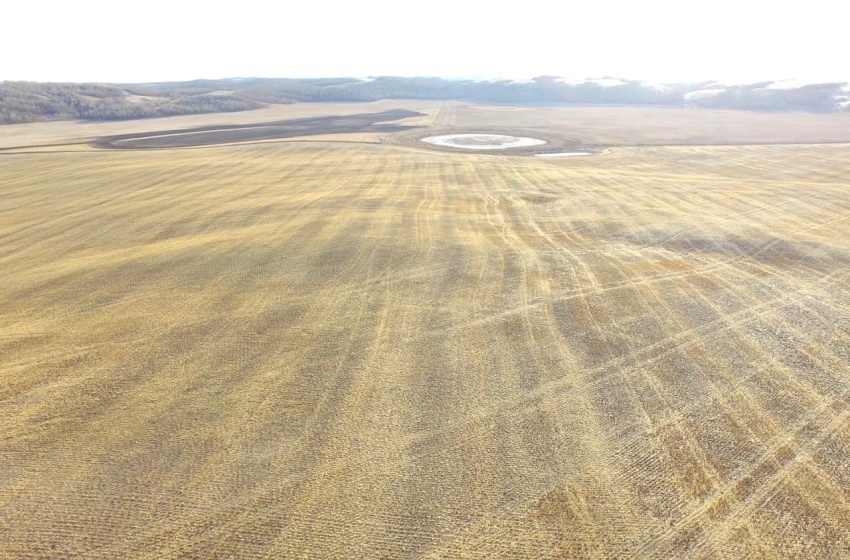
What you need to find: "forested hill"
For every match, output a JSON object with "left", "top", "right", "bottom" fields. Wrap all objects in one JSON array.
[{"left": 2, "top": 76, "right": 848, "bottom": 124}]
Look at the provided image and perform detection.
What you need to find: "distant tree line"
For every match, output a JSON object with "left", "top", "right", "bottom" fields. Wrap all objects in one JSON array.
[
  {"left": 0, "top": 82, "right": 264, "bottom": 124},
  {"left": 2, "top": 77, "right": 848, "bottom": 125}
]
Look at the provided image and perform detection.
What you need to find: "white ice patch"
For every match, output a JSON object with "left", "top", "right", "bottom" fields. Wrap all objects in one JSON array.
[{"left": 421, "top": 134, "right": 546, "bottom": 150}]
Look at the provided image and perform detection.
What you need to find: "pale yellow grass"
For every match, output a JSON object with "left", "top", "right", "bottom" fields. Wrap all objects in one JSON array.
[{"left": 1, "top": 112, "right": 849, "bottom": 558}]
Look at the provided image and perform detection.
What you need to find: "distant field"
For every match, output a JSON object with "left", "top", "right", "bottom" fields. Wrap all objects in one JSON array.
[
  {"left": 2, "top": 103, "right": 849, "bottom": 558},
  {"left": 93, "top": 109, "right": 424, "bottom": 149},
  {"left": 0, "top": 100, "right": 439, "bottom": 151},
  {"left": 5, "top": 100, "right": 850, "bottom": 153},
  {"left": 406, "top": 101, "right": 850, "bottom": 148}
]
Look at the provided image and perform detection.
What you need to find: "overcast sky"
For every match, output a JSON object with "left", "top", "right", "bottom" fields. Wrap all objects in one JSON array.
[{"left": 3, "top": 0, "right": 847, "bottom": 84}]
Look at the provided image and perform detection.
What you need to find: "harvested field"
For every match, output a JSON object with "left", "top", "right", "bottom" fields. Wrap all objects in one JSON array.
[
  {"left": 2, "top": 102, "right": 850, "bottom": 558},
  {"left": 0, "top": 100, "right": 440, "bottom": 152},
  {"left": 420, "top": 101, "right": 850, "bottom": 147}
]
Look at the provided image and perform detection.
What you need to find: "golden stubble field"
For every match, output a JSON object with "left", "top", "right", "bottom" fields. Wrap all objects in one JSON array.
[{"left": 1, "top": 102, "right": 850, "bottom": 558}]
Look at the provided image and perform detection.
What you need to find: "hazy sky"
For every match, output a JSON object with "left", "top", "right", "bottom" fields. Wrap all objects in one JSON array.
[{"left": 3, "top": 0, "right": 847, "bottom": 84}]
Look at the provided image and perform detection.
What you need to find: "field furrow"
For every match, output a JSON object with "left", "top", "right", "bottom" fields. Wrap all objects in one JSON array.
[{"left": 2, "top": 107, "right": 849, "bottom": 558}]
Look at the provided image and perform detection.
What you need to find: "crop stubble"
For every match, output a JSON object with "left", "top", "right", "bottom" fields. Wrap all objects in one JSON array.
[{"left": 1, "top": 108, "right": 850, "bottom": 558}]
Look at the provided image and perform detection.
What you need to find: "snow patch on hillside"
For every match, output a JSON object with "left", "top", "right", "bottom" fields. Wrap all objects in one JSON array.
[
  {"left": 766, "top": 79, "right": 815, "bottom": 90},
  {"left": 684, "top": 88, "right": 725, "bottom": 101},
  {"left": 558, "top": 78, "right": 628, "bottom": 87}
]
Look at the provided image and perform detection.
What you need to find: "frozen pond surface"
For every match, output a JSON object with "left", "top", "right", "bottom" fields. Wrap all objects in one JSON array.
[
  {"left": 422, "top": 134, "right": 546, "bottom": 150},
  {"left": 535, "top": 151, "right": 592, "bottom": 158}
]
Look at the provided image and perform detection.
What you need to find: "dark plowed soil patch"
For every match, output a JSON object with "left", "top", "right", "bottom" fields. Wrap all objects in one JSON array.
[{"left": 94, "top": 109, "right": 424, "bottom": 149}]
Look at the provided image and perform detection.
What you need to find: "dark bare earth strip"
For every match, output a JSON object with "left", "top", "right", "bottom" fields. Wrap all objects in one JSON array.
[{"left": 92, "top": 110, "right": 424, "bottom": 149}]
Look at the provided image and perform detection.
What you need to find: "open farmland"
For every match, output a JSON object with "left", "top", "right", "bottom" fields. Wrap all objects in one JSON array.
[
  {"left": 94, "top": 109, "right": 423, "bottom": 149},
  {"left": 1, "top": 102, "right": 850, "bottom": 558}
]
